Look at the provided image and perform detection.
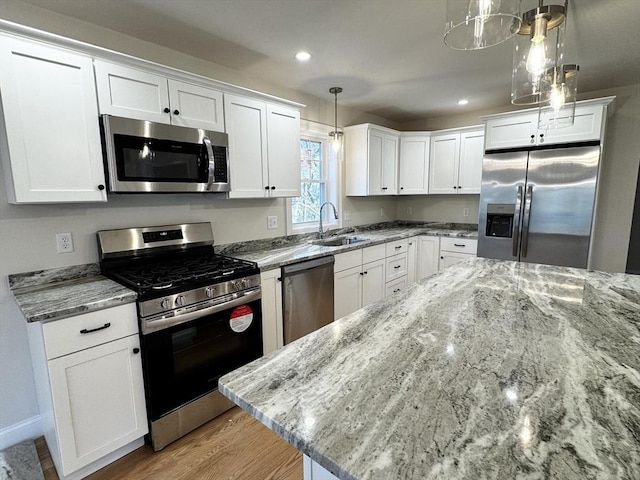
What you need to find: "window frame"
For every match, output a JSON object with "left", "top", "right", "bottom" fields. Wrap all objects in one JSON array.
[{"left": 286, "top": 120, "right": 342, "bottom": 235}]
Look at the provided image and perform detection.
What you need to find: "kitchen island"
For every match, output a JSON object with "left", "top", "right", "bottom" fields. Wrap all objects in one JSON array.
[{"left": 219, "top": 257, "right": 640, "bottom": 480}]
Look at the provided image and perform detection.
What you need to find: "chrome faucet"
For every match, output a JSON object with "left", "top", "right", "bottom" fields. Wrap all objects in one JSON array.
[{"left": 318, "top": 202, "right": 338, "bottom": 238}]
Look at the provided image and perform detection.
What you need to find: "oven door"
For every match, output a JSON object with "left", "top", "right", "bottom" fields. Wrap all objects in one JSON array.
[{"left": 141, "top": 297, "right": 262, "bottom": 421}]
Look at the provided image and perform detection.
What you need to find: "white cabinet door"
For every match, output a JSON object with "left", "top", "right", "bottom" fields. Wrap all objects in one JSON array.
[
  {"left": 406, "top": 237, "right": 417, "bottom": 284},
  {"left": 266, "top": 105, "right": 301, "bottom": 197},
  {"left": 367, "top": 129, "right": 384, "bottom": 195},
  {"left": 225, "top": 94, "right": 269, "bottom": 198},
  {"left": 541, "top": 104, "right": 604, "bottom": 145},
  {"left": 429, "top": 133, "right": 460, "bottom": 194},
  {"left": 386, "top": 253, "right": 408, "bottom": 282},
  {"left": 399, "top": 134, "right": 430, "bottom": 194},
  {"left": 417, "top": 236, "right": 440, "bottom": 280},
  {"left": 94, "top": 60, "right": 170, "bottom": 124},
  {"left": 362, "top": 259, "right": 385, "bottom": 308},
  {"left": 484, "top": 113, "right": 537, "bottom": 150},
  {"left": 457, "top": 129, "right": 484, "bottom": 194},
  {"left": 439, "top": 252, "right": 474, "bottom": 271},
  {"left": 381, "top": 132, "right": 399, "bottom": 194},
  {"left": 385, "top": 276, "right": 407, "bottom": 297},
  {"left": 260, "top": 269, "right": 284, "bottom": 355},
  {"left": 334, "top": 266, "right": 362, "bottom": 320},
  {"left": 48, "top": 334, "right": 147, "bottom": 476},
  {"left": 167, "top": 79, "right": 224, "bottom": 131},
  {"left": 0, "top": 35, "right": 107, "bottom": 203}
]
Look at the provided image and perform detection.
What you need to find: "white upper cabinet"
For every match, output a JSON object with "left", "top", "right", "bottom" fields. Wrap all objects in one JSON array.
[
  {"left": 399, "top": 133, "right": 430, "bottom": 195},
  {"left": 483, "top": 100, "right": 611, "bottom": 150},
  {"left": 94, "top": 60, "right": 224, "bottom": 131},
  {"left": 345, "top": 124, "right": 399, "bottom": 196},
  {"left": 224, "top": 94, "right": 300, "bottom": 199},
  {"left": 429, "top": 127, "right": 484, "bottom": 195},
  {"left": 0, "top": 35, "right": 107, "bottom": 203}
]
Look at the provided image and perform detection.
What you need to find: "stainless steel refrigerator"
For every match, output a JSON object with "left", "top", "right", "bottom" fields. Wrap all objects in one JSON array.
[{"left": 478, "top": 143, "right": 601, "bottom": 268}]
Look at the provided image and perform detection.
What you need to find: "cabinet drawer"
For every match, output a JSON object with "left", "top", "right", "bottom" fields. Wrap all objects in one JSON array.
[
  {"left": 440, "top": 237, "right": 477, "bottom": 254},
  {"left": 362, "top": 244, "right": 386, "bottom": 263},
  {"left": 385, "top": 277, "right": 407, "bottom": 297},
  {"left": 42, "top": 303, "right": 138, "bottom": 360},
  {"left": 385, "top": 239, "right": 408, "bottom": 257},
  {"left": 385, "top": 253, "right": 408, "bottom": 282},
  {"left": 334, "top": 250, "right": 362, "bottom": 272}
]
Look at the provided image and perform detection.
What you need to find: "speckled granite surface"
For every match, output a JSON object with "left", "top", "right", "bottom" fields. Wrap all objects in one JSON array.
[
  {"left": 220, "top": 257, "right": 640, "bottom": 480},
  {"left": 217, "top": 221, "right": 478, "bottom": 270},
  {"left": 9, "top": 264, "right": 136, "bottom": 323}
]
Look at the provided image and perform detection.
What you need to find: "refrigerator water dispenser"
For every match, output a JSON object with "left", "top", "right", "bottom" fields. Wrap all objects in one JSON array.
[{"left": 486, "top": 204, "right": 515, "bottom": 238}]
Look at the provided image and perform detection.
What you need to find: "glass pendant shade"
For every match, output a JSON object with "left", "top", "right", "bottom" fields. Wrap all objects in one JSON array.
[
  {"left": 511, "top": 3, "right": 566, "bottom": 105},
  {"left": 538, "top": 64, "right": 579, "bottom": 129},
  {"left": 444, "top": 0, "right": 522, "bottom": 50},
  {"left": 328, "top": 87, "right": 343, "bottom": 151}
]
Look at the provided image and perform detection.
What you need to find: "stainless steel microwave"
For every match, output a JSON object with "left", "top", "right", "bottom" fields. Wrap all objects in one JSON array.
[{"left": 100, "top": 115, "right": 230, "bottom": 193}]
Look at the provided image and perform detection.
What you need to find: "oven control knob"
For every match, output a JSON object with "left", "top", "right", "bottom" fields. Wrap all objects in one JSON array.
[
  {"left": 175, "top": 295, "right": 186, "bottom": 307},
  {"left": 205, "top": 286, "right": 215, "bottom": 298},
  {"left": 232, "top": 280, "right": 242, "bottom": 291},
  {"left": 242, "top": 278, "right": 250, "bottom": 288},
  {"left": 160, "top": 298, "right": 171, "bottom": 310}
]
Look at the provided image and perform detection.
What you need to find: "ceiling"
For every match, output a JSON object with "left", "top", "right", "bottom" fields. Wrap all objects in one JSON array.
[{"left": 17, "top": 0, "right": 640, "bottom": 124}]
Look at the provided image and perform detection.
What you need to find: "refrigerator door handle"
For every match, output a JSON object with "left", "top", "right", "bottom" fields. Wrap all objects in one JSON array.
[
  {"left": 513, "top": 186, "right": 523, "bottom": 257},
  {"left": 521, "top": 185, "right": 533, "bottom": 257}
]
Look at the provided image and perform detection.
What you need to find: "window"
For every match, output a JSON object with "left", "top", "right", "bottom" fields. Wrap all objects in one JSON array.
[{"left": 287, "top": 121, "right": 340, "bottom": 234}]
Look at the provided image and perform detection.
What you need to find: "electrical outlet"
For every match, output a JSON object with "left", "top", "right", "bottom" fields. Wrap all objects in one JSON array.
[
  {"left": 407, "top": 207, "right": 413, "bottom": 215},
  {"left": 463, "top": 208, "right": 470, "bottom": 217},
  {"left": 267, "top": 216, "right": 278, "bottom": 229},
  {"left": 344, "top": 210, "right": 351, "bottom": 221},
  {"left": 56, "top": 233, "right": 74, "bottom": 253}
]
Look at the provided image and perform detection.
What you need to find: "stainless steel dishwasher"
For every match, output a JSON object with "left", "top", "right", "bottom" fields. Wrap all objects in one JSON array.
[{"left": 281, "top": 256, "right": 334, "bottom": 344}]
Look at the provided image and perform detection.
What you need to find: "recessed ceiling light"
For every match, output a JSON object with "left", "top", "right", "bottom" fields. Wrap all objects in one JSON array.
[
  {"left": 294, "top": 51, "right": 311, "bottom": 62},
  {"left": 458, "top": 99, "right": 469, "bottom": 106}
]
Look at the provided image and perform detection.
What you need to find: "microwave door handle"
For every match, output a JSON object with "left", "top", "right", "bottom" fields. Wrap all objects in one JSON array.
[{"left": 203, "top": 136, "right": 215, "bottom": 190}]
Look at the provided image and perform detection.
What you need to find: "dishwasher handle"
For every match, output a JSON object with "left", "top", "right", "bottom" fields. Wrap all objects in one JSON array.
[{"left": 281, "top": 256, "right": 335, "bottom": 276}]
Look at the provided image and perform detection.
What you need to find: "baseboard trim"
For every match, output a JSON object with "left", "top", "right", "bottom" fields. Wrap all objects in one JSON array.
[{"left": 0, "top": 415, "right": 42, "bottom": 450}]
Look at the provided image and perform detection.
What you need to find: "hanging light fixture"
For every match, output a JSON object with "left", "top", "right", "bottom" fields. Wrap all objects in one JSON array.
[
  {"left": 444, "top": 0, "right": 522, "bottom": 50},
  {"left": 511, "top": 1, "right": 567, "bottom": 105},
  {"left": 328, "top": 87, "right": 343, "bottom": 152},
  {"left": 538, "top": 64, "right": 579, "bottom": 128}
]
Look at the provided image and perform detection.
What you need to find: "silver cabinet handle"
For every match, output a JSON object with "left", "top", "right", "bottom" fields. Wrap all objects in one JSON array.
[
  {"left": 203, "top": 137, "right": 216, "bottom": 190},
  {"left": 521, "top": 185, "right": 533, "bottom": 258},
  {"left": 513, "top": 185, "right": 523, "bottom": 257}
]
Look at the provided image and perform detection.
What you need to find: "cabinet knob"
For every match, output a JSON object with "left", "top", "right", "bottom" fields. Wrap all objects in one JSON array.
[
  {"left": 163, "top": 107, "right": 170, "bottom": 113},
  {"left": 453, "top": 186, "right": 458, "bottom": 189},
  {"left": 440, "top": 256, "right": 444, "bottom": 259},
  {"left": 400, "top": 187, "right": 404, "bottom": 190},
  {"left": 530, "top": 134, "right": 535, "bottom": 144},
  {"left": 133, "top": 347, "right": 140, "bottom": 354},
  {"left": 458, "top": 185, "right": 462, "bottom": 189},
  {"left": 265, "top": 186, "right": 270, "bottom": 190},
  {"left": 98, "top": 184, "right": 105, "bottom": 191},
  {"left": 359, "top": 272, "right": 364, "bottom": 276},
  {"left": 271, "top": 186, "right": 276, "bottom": 190},
  {"left": 539, "top": 133, "right": 544, "bottom": 143},
  {"left": 173, "top": 109, "right": 180, "bottom": 115},
  {"left": 363, "top": 271, "right": 368, "bottom": 275}
]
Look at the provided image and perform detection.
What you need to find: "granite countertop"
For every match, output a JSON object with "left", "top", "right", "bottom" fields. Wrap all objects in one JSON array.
[
  {"left": 9, "top": 264, "right": 137, "bottom": 323},
  {"left": 220, "top": 257, "right": 640, "bottom": 480},
  {"left": 217, "top": 222, "right": 478, "bottom": 271}
]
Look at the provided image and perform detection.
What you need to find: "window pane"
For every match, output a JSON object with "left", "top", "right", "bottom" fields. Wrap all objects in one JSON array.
[
  {"left": 292, "top": 182, "right": 326, "bottom": 223},
  {"left": 300, "top": 139, "right": 322, "bottom": 180}
]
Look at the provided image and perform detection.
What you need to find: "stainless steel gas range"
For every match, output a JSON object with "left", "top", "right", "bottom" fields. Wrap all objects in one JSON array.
[{"left": 97, "top": 222, "right": 262, "bottom": 451}]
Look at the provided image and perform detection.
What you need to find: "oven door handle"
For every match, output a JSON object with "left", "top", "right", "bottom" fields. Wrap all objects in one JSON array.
[{"left": 141, "top": 287, "right": 261, "bottom": 335}]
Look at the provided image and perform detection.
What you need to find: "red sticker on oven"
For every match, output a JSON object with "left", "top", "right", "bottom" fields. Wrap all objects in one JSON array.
[{"left": 230, "top": 305, "right": 253, "bottom": 333}]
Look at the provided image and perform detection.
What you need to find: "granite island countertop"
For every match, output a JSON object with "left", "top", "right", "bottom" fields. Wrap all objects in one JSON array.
[
  {"left": 9, "top": 264, "right": 137, "bottom": 323},
  {"left": 219, "top": 257, "right": 640, "bottom": 480}
]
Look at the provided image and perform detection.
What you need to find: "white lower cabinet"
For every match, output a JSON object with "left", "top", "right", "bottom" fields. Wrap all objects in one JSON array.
[
  {"left": 417, "top": 236, "right": 440, "bottom": 280},
  {"left": 260, "top": 268, "right": 284, "bottom": 355},
  {"left": 439, "top": 237, "right": 478, "bottom": 271},
  {"left": 334, "top": 245, "right": 386, "bottom": 320},
  {"left": 406, "top": 237, "right": 418, "bottom": 284},
  {"left": 28, "top": 304, "right": 147, "bottom": 479}
]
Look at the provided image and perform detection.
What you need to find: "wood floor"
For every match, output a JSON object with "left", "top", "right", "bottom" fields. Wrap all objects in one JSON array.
[{"left": 36, "top": 407, "right": 302, "bottom": 480}]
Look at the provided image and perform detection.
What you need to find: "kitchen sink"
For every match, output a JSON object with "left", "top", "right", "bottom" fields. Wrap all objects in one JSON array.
[{"left": 312, "top": 236, "right": 369, "bottom": 247}]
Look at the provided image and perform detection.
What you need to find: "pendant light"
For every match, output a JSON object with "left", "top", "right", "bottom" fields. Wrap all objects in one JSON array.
[
  {"left": 444, "top": 0, "right": 522, "bottom": 50},
  {"left": 538, "top": 64, "right": 579, "bottom": 129},
  {"left": 511, "top": 1, "right": 566, "bottom": 105},
  {"left": 328, "top": 87, "right": 343, "bottom": 152}
]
